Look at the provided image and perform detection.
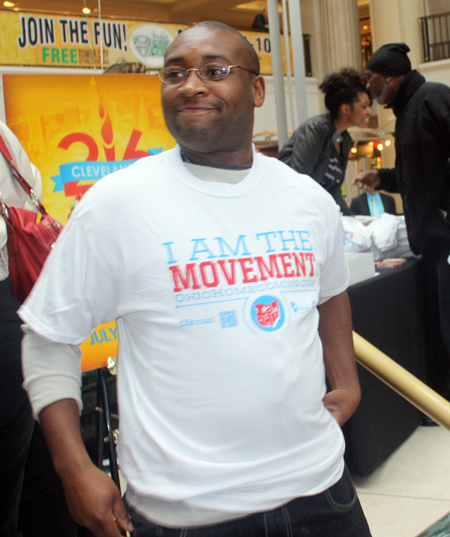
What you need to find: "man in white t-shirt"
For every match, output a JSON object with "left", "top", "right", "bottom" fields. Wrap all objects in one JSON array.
[{"left": 20, "top": 21, "right": 372, "bottom": 537}]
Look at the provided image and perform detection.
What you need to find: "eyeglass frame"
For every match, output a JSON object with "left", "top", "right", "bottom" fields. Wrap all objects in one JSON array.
[{"left": 158, "top": 63, "right": 258, "bottom": 84}]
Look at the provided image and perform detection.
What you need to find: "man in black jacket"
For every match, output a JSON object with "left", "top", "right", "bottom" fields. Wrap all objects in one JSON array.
[
  {"left": 251, "top": 7, "right": 269, "bottom": 32},
  {"left": 354, "top": 43, "right": 450, "bottom": 395},
  {"left": 350, "top": 189, "right": 397, "bottom": 217}
]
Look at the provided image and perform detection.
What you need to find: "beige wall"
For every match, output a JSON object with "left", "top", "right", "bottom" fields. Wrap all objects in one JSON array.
[
  {"left": 369, "top": 0, "right": 424, "bottom": 66},
  {"left": 424, "top": 0, "right": 450, "bottom": 16},
  {"left": 420, "top": 58, "right": 450, "bottom": 85}
]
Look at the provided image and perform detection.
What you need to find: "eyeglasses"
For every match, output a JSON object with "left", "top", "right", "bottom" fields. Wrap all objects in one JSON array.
[{"left": 158, "top": 63, "right": 258, "bottom": 84}]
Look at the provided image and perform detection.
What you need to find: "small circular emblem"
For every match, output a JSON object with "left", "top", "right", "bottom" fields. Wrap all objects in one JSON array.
[
  {"left": 250, "top": 295, "right": 285, "bottom": 332},
  {"left": 130, "top": 25, "right": 174, "bottom": 66}
]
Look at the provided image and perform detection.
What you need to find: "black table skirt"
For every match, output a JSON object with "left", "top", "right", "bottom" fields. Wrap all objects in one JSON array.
[{"left": 343, "top": 258, "right": 427, "bottom": 477}]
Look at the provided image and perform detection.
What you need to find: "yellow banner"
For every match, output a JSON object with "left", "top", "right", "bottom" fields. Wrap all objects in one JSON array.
[
  {"left": 79, "top": 321, "right": 119, "bottom": 372},
  {"left": 4, "top": 73, "right": 176, "bottom": 370},
  {"left": 0, "top": 10, "right": 286, "bottom": 75},
  {"left": 3, "top": 73, "right": 175, "bottom": 222}
]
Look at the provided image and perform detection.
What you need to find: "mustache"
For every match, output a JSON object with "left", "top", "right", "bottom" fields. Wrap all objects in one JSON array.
[{"left": 175, "top": 99, "right": 223, "bottom": 110}]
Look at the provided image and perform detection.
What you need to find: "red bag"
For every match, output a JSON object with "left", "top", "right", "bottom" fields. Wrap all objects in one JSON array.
[{"left": 0, "top": 134, "right": 63, "bottom": 302}]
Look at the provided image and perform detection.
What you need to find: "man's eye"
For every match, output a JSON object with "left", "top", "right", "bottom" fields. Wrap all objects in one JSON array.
[
  {"left": 205, "top": 66, "right": 226, "bottom": 78},
  {"left": 166, "top": 70, "right": 185, "bottom": 80}
]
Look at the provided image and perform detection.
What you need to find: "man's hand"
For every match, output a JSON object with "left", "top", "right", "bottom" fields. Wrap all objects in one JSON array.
[
  {"left": 60, "top": 462, "right": 133, "bottom": 536},
  {"left": 318, "top": 292, "right": 361, "bottom": 427},
  {"left": 39, "top": 399, "right": 134, "bottom": 537},
  {"left": 352, "top": 169, "right": 381, "bottom": 191},
  {"left": 323, "top": 387, "right": 361, "bottom": 427}
]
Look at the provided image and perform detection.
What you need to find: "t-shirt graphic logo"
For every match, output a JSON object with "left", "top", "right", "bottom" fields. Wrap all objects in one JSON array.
[
  {"left": 255, "top": 300, "right": 279, "bottom": 327},
  {"left": 251, "top": 295, "right": 285, "bottom": 332}
]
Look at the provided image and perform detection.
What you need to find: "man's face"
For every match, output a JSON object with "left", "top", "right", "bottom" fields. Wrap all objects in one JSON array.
[
  {"left": 160, "top": 27, "right": 265, "bottom": 160},
  {"left": 365, "top": 71, "right": 394, "bottom": 105}
]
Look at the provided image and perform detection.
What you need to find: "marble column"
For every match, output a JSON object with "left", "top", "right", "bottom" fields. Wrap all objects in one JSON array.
[
  {"left": 369, "top": 0, "right": 424, "bottom": 68},
  {"left": 319, "top": 0, "right": 363, "bottom": 74}
]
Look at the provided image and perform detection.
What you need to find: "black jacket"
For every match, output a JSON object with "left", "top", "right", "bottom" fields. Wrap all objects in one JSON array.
[
  {"left": 277, "top": 113, "right": 353, "bottom": 215},
  {"left": 350, "top": 192, "right": 397, "bottom": 216},
  {"left": 378, "top": 70, "right": 450, "bottom": 254}
]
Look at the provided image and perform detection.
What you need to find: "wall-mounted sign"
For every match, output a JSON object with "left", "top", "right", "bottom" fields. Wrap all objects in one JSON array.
[
  {"left": 3, "top": 73, "right": 175, "bottom": 222},
  {"left": 0, "top": 10, "right": 291, "bottom": 75},
  {"left": 129, "top": 24, "right": 175, "bottom": 66}
]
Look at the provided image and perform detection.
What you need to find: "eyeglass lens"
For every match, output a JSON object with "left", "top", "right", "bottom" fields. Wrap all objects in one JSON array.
[{"left": 159, "top": 63, "right": 232, "bottom": 84}]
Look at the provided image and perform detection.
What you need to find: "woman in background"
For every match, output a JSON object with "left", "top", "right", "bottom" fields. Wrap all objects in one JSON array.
[
  {"left": 0, "top": 120, "right": 78, "bottom": 537},
  {"left": 0, "top": 120, "right": 38, "bottom": 537},
  {"left": 278, "top": 68, "right": 372, "bottom": 215}
]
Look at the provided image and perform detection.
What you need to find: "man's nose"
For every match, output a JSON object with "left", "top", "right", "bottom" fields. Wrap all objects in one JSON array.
[{"left": 178, "top": 70, "right": 209, "bottom": 95}]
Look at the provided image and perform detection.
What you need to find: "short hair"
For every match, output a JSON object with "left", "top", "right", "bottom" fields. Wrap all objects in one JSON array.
[
  {"left": 319, "top": 68, "right": 369, "bottom": 119},
  {"left": 181, "top": 21, "right": 260, "bottom": 75}
]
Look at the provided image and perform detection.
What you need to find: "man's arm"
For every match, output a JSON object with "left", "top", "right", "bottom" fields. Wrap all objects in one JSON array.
[
  {"left": 318, "top": 291, "right": 361, "bottom": 426},
  {"left": 22, "top": 328, "right": 134, "bottom": 537},
  {"left": 39, "top": 400, "right": 133, "bottom": 537}
]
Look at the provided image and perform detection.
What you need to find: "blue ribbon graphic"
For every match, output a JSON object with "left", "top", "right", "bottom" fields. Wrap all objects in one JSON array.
[{"left": 51, "top": 148, "right": 163, "bottom": 192}]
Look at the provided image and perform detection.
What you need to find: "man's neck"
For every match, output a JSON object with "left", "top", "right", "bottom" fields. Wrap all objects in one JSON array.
[
  {"left": 181, "top": 153, "right": 252, "bottom": 171},
  {"left": 178, "top": 145, "right": 253, "bottom": 168}
]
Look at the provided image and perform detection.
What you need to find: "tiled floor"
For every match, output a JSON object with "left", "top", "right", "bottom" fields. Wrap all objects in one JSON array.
[{"left": 354, "top": 425, "right": 450, "bottom": 537}]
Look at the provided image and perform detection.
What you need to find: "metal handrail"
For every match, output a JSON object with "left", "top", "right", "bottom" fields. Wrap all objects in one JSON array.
[
  {"left": 420, "top": 11, "right": 450, "bottom": 63},
  {"left": 353, "top": 331, "right": 450, "bottom": 430}
]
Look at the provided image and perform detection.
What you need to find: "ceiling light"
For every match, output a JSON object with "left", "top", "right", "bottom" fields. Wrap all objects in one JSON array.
[
  {"left": 82, "top": 7, "right": 91, "bottom": 14},
  {"left": 351, "top": 147, "right": 357, "bottom": 154},
  {"left": 385, "top": 139, "right": 391, "bottom": 147},
  {"left": 3, "top": 1, "right": 16, "bottom": 6},
  {"left": 377, "top": 143, "right": 383, "bottom": 151}
]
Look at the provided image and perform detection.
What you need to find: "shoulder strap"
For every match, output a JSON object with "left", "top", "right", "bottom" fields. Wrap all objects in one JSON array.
[{"left": 0, "top": 132, "right": 48, "bottom": 216}]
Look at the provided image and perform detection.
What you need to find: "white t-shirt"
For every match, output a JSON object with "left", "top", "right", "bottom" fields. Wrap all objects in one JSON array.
[{"left": 20, "top": 146, "right": 349, "bottom": 520}]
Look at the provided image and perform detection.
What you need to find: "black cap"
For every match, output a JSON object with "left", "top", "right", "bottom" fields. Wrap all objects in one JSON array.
[{"left": 366, "top": 43, "right": 411, "bottom": 77}]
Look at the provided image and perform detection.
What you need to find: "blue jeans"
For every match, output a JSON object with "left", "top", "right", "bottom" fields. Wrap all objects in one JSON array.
[{"left": 125, "top": 466, "right": 372, "bottom": 537}]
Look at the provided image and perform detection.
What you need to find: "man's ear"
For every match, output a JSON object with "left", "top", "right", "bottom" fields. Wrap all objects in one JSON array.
[{"left": 253, "top": 75, "right": 266, "bottom": 108}]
